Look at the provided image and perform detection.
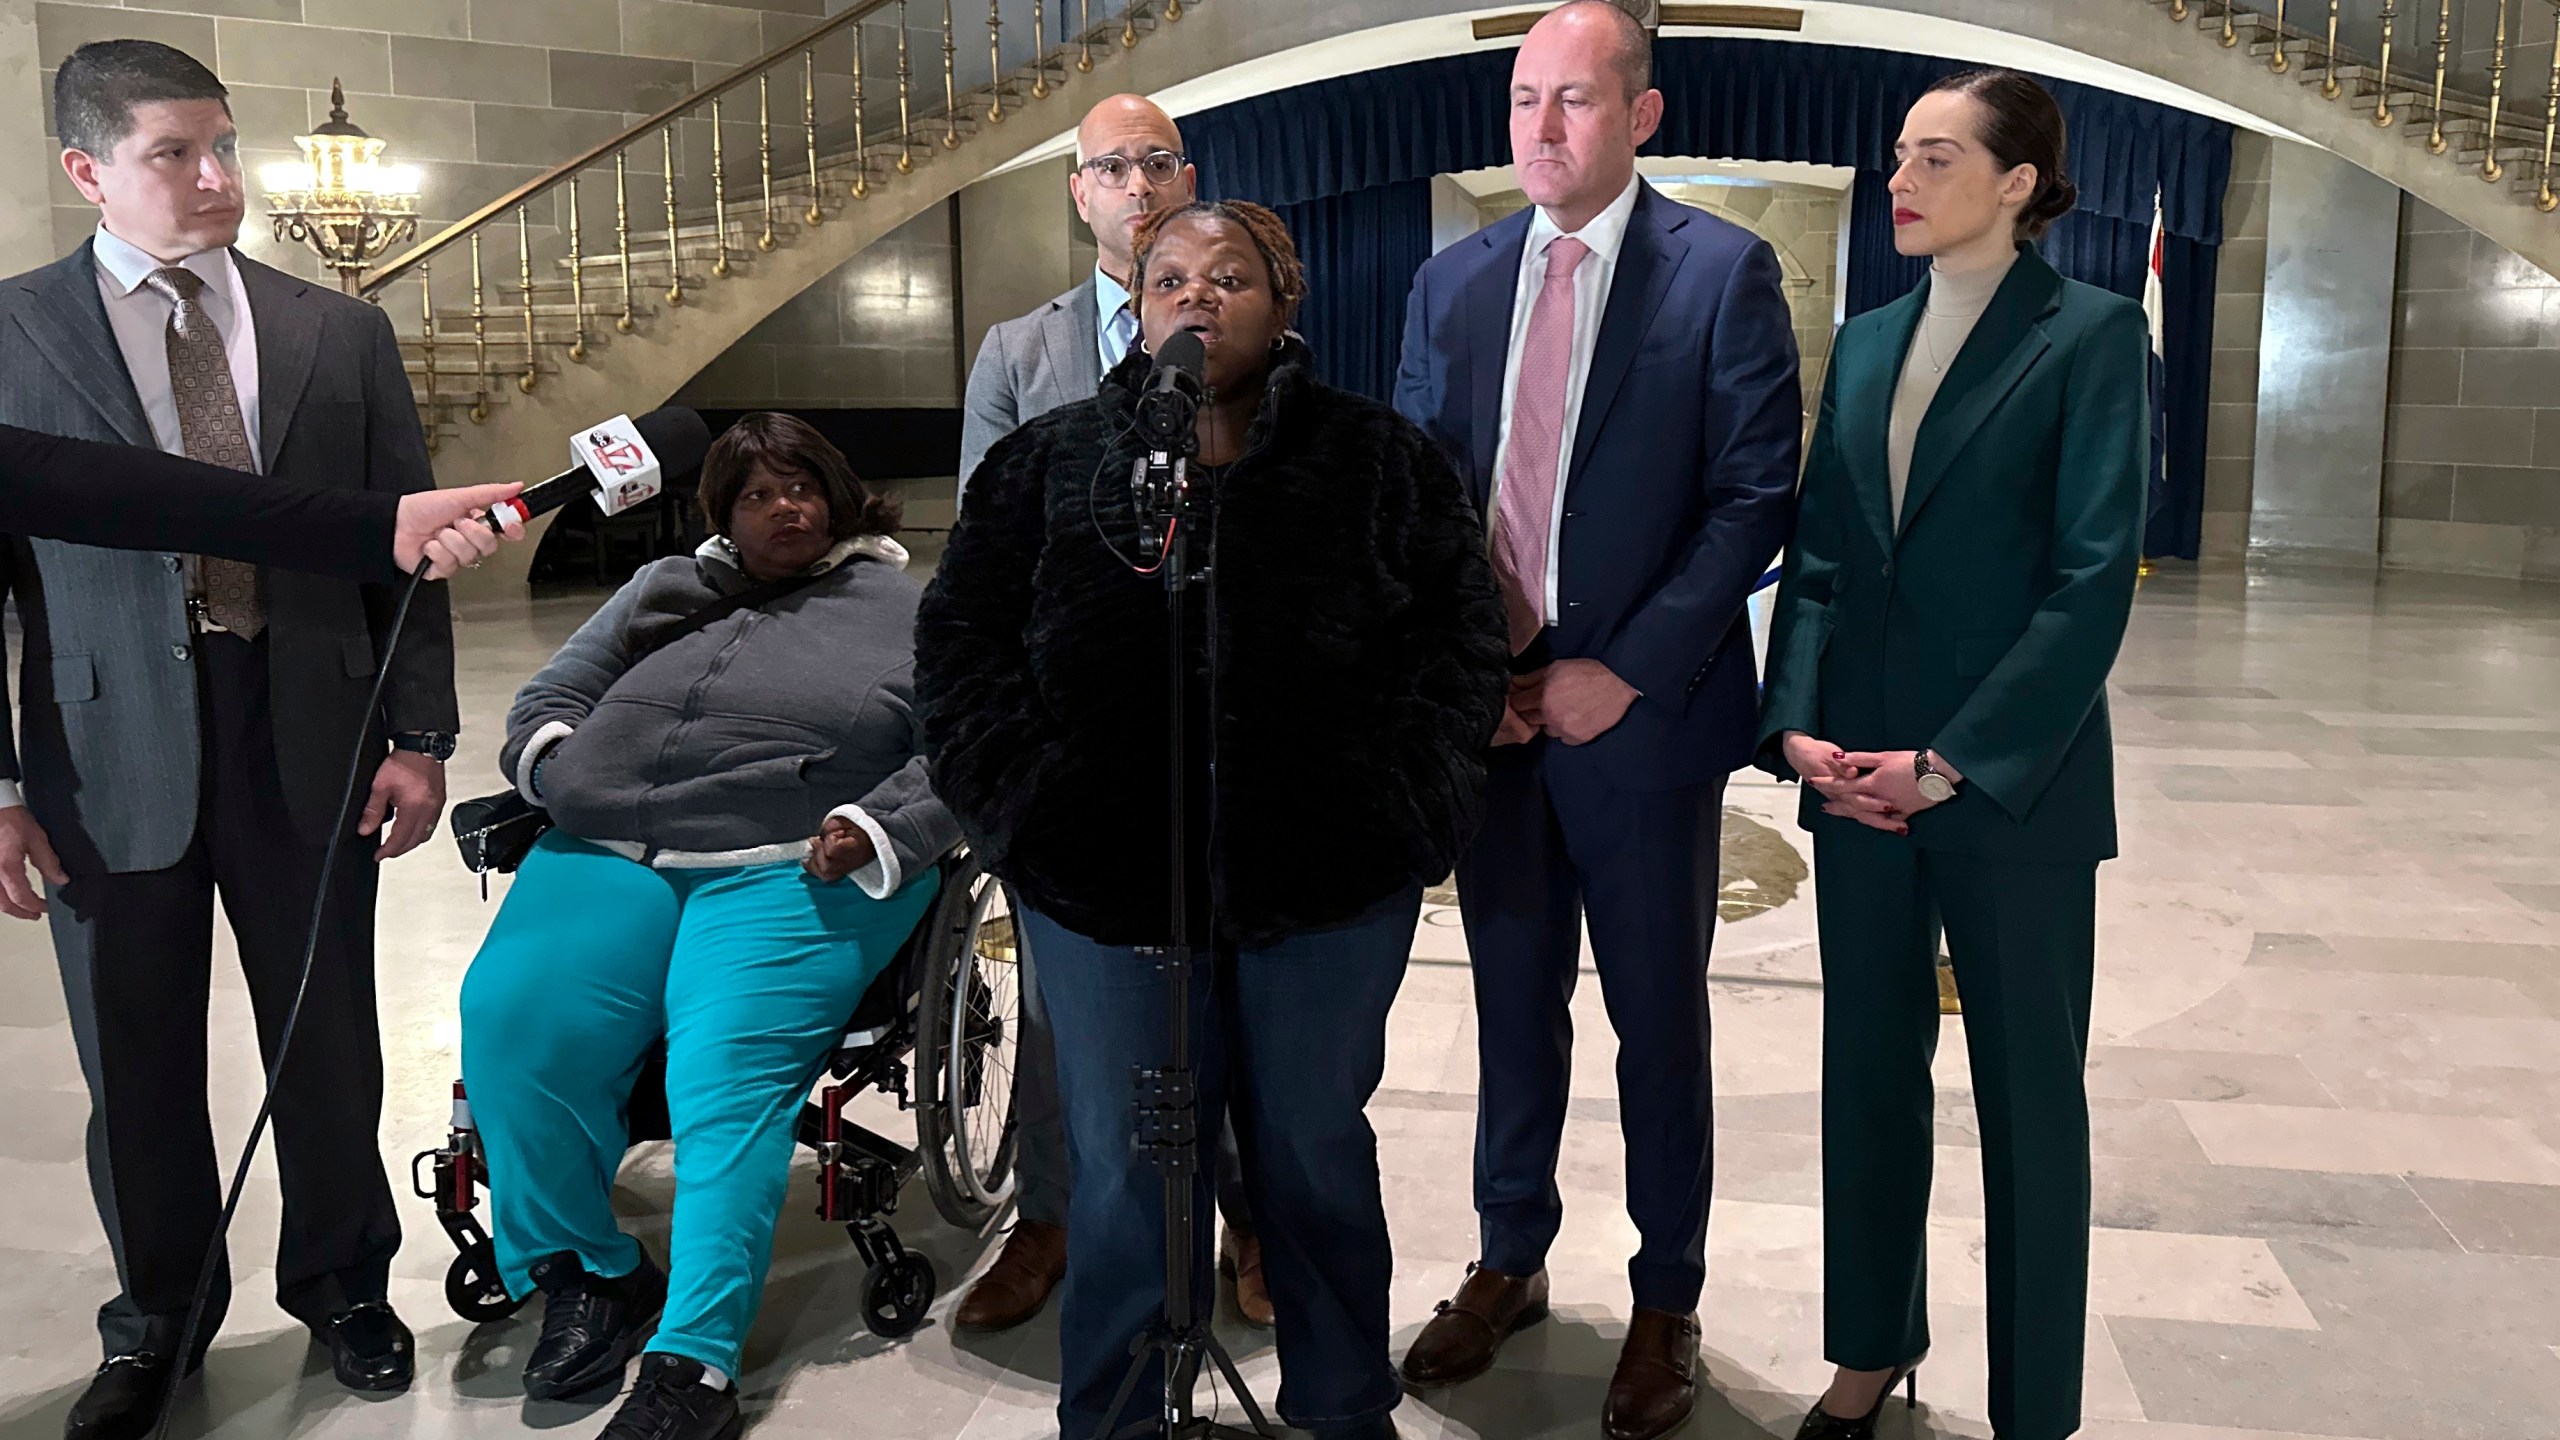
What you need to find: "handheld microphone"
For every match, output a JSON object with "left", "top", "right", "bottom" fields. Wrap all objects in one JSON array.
[
  {"left": 1135, "top": 329, "right": 1207, "bottom": 456},
  {"left": 487, "top": 406, "right": 713, "bottom": 530}
]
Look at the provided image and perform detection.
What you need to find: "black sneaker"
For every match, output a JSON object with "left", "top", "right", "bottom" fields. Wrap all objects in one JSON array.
[
  {"left": 598, "top": 1354, "right": 742, "bottom": 1440},
  {"left": 522, "top": 1250, "right": 668, "bottom": 1401}
]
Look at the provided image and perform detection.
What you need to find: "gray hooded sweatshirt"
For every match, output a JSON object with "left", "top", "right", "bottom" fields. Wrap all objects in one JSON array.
[{"left": 499, "top": 534, "right": 958, "bottom": 898}]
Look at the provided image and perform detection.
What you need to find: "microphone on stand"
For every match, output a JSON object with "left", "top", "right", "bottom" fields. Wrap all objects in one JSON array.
[
  {"left": 486, "top": 406, "right": 713, "bottom": 530},
  {"left": 1136, "top": 328, "right": 1208, "bottom": 455},
  {"left": 1132, "top": 331, "right": 1208, "bottom": 565}
]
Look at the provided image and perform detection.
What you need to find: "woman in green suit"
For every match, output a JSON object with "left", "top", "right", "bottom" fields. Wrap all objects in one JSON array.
[{"left": 1758, "top": 69, "right": 2149, "bottom": 1440}]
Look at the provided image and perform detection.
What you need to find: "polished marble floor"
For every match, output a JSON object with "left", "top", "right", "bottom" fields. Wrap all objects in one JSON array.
[{"left": 1, "top": 561, "right": 2556, "bottom": 1440}]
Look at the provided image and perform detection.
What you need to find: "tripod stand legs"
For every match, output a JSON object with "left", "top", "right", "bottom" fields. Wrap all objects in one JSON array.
[
  {"left": 1096, "top": 1322, "right": 1273, "bottom": 1440},
  {"left": 1092, "top": 944, "right": 1275, "bottom": 1440}
]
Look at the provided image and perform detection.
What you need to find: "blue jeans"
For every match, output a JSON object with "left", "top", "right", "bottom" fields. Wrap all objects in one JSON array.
[
  {"left": 460, "top": 832, "right": 938, "bottom": 1374},
  {"left": 1026, "top": 888, "right": 1420, "bottom": 1439}
]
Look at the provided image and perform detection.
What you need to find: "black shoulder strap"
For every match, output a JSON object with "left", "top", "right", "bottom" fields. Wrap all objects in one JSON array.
[{"left": 636, "top": 565, "right": 832, "bottom": 661}]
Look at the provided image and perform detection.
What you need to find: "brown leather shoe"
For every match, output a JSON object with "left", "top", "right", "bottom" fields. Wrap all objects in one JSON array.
[
  {"left": 1397, "top": 1264, "right": 1549, "bottom": 1389},
  {"left": 1602, "top": 1308, "right": 1701, "bottom": 1440},
  {"left": 953, "top": 1220, "right": 1066, "bottom": 1332},
  {"left": 1222, "top": 1228, "right": 1275, "bottom": 1329}
]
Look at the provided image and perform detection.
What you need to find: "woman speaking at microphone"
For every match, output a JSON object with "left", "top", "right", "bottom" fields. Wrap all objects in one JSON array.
[
  {"left": 916, "top": 200, "right": 1508, "bottom": 1440},
  {"left": 1757, "top": 70, "right": 2147, "bottom": 1440}
]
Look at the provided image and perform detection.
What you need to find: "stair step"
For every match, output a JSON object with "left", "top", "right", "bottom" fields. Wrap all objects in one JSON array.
[
  {"left": 405, "top": 343, "right": 580, "bottom": 365},
  {"left": 424, "top": 302, "right": 618, "bottom": 323}
]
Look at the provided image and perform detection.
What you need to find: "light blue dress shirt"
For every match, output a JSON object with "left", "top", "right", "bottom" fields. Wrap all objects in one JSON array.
[{"left": 1096, "top": 267, "right": 1139, "bottom": 372}]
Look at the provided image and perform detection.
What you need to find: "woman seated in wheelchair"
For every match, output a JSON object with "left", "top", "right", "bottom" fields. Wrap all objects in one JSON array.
[{"left": 458, "top": 411, "right": 957, "bottom": 1440}]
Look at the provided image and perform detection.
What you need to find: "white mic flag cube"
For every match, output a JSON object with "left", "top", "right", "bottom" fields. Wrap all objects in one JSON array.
[{"left": 570, "top": 415, "right": 665, "bottom": 516}]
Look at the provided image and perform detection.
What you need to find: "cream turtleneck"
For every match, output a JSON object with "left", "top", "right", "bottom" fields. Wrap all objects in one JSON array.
[{"left": 1887, "top": 247, "right": 2019, "bottom": 530}]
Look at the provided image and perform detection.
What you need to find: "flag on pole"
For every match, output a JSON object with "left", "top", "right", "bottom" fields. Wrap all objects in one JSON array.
[{"left": 2141, "top": 190, "right": 2170, "bottom": 547}]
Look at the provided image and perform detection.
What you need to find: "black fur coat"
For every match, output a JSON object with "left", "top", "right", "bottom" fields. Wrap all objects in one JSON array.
[{"left": 915, "top": 340, "right": 1509, "bottom": 949}]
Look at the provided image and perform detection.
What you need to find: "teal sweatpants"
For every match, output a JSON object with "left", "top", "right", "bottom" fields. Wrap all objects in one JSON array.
[{"left": 459, "top": 831, "right": 939, "bottom": 1374}]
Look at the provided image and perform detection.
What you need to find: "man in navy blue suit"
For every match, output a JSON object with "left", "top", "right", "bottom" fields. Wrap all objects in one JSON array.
[{"left": 1391, "top": 6, "right": 1800, "bottom": 1438}]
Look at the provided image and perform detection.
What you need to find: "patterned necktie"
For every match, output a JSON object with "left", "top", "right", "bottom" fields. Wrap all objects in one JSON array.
[
  {"left": 1491, "top": 236, "right": 1591, "bottom": 655},
  {"left": 143, "top": 265, "right": 265, "bottom": 638}
]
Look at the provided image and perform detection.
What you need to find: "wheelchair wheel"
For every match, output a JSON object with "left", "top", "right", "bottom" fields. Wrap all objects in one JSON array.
[
  {"left": 914, "top": 855, "right": 1021, "bottom": 1230},
  {"left": 861, "top": 1252, "right": 938, "bottom": 1339},
  {"left": 445, "top": 1247, "right": 526, "bottom": 1324}
]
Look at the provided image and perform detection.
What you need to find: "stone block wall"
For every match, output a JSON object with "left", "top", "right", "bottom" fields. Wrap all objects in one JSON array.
[
  {"left": 24, "top": 0, "right": 856, "bottom": 284},
  {"left": 2380, "top": 197, "right": 2560, "bottom": 580},
  {"left": 2202, "top": 127, "right": 2271, "bottom": 560},
  {"left": 671, "top": 199, "right": 960, "bottom": 411}
]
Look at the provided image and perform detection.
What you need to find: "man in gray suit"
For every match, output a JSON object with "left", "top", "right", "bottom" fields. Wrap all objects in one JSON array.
[
  {"left": 0, "top": 42, "right": 455, "bottom": 1438},
  {"left": 952, "top": 92, "right": 1299, "bottom": 1335}
]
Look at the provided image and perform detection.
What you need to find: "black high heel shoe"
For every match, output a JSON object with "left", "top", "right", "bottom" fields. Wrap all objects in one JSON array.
[{"left": 1790, "top": 1353, "right": 1925, "bottom": 1440}]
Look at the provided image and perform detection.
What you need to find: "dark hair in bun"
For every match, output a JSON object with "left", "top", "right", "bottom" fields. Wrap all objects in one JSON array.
[{"left": 1926, "top": 67, "right": 2078, "bottom": 240}]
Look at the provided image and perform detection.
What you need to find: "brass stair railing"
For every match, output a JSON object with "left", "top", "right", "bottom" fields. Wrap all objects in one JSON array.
[
  {"left": 357, "top": 0, "right": 1183, "bottom": 449},
  {"left": 2158, "top": 0, "right": 2560, "bottom": 218}
]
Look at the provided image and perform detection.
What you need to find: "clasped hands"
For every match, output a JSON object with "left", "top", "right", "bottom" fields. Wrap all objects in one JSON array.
[
  {"left": 804, "top": 814, "right": 878, "bottom": 882},
  {"left": 1780, "top": 732, "right": 1962, "bottom": 836},
  {"left": 1493, "top": 659, "right": 1639, "bottom": 747}
]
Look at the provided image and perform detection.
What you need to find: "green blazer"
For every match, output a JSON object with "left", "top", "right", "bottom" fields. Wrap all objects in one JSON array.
[{"left": 1756, "top": 247, "right": 2149, "bottom": 863}]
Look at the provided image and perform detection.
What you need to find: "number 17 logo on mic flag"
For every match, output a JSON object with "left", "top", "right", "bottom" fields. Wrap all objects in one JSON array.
[{"left": 569, "top": 414, "right": 665, "bottom": 515}]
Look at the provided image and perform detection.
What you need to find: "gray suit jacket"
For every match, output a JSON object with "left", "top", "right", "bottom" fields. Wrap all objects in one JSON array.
[
  {"left": 0, "top": 242, "right": 458, "bottom": 874},
  {"left": 957, "top": 276, "right": 1104, "bottom": 496}
]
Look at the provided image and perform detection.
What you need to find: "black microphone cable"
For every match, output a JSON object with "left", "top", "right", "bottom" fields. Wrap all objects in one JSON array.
[{"left": 148, "top": 559, "right": 434, "bottom": 1440}]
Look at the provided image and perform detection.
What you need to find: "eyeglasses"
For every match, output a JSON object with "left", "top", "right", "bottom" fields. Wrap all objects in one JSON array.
[{"left": 1078, "top": 150, "right": 1186, "bottom": 189}]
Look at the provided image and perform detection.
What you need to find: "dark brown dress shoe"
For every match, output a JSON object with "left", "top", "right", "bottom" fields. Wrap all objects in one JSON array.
[
  {"left": 954, "top": 1220, "right": 1067, "bottom": 1332},
  {"left": 1397, "top": 1264, "right": 1549, "bottom": 1389},
  {"left": 1222, "top": 1228, "right": 1275, "bottom": 1329},
  {"left": 1602, "top": 1308, "right": 1702, "bottom": 1440}
]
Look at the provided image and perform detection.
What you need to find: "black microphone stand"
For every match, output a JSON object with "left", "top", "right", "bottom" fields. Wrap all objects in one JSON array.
[{"left": 1094, "top": 421, "right": 1273, "bottom": 1440}]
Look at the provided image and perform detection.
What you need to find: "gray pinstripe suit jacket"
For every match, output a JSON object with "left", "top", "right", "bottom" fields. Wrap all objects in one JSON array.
[{"left": 0, "top": 242, "right": 456, "bottom": 874}]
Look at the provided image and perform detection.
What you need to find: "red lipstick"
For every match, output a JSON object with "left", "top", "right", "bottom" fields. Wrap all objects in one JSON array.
[{"left": 1892, "top": 208, "right": 1923, "bottom": 226}]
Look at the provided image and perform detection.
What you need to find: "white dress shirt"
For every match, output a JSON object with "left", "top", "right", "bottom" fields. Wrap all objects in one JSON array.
[
  {"left": 1487, "top": 171, "right": 1642, "bottom": 629},
  {"left": 1095, "top": 266, "right": 1139, "bottom": 372},
  {"left": 90, "top": 224, "right": 264, "bottom": 469}
]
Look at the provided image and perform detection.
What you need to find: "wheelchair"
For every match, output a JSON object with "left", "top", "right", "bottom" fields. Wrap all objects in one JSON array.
[{"left": 412, "top": 847, "right": 1024, "bottom": 1340}]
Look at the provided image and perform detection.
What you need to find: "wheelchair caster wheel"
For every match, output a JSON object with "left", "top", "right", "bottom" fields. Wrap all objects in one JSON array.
[
  {"left": 862, "top": 1253, "right": 937, "bottom": 1338},
  {"left": 446, "top": 1248, "right": 527, "bottom": 1324}
]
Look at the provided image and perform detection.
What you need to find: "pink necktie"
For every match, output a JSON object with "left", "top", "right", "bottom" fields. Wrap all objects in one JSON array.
[{"left": 1492, "top": 236, "right": 1590, "bottom": 655}]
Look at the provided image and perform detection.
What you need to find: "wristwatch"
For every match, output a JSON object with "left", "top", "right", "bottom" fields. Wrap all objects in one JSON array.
[
  {"left": 391, "top": 731, "right": 458, "bottom": 762},
  {"left": 1913, "top": 750, "right": 1959, "bottom": 805}
]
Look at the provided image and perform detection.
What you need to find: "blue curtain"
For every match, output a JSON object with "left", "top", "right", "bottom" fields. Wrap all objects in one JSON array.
[
  {"left": 2040, "top": 208, "right": 2155, "bottom": 298},
  {"left": 1184, "top": 38, "right": 2232, "bottom": 242},
  {"left": 1842, "top": 169, "right": 1925, "bottom": 319},
  {"left": 2152, "top": 233, "right": 2218, "bottom": 559},
  {"left": 1262, "top": 179, "right": 1436, "bottom": 403}
]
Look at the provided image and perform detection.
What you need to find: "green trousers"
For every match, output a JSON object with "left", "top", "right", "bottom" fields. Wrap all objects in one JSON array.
[{"left": 1812, "top": 823, "right": 2097, "bottom": 1440}]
